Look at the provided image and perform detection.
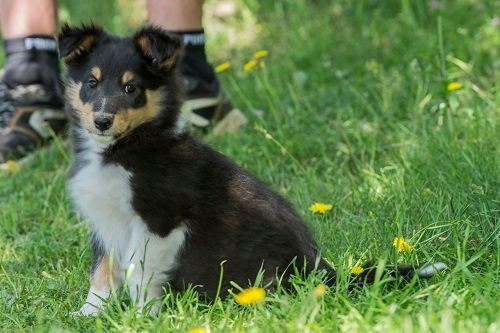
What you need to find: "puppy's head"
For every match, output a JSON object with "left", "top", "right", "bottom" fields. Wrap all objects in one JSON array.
[{"left": 58, "top": 24, "right": 182, "bottom": 145}]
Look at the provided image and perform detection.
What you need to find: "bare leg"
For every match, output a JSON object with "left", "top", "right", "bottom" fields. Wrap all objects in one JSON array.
[
  {"left": 147, "top": 0, "right": 203, "bottom": 31},
  {"left": 146, "top": 0, "right": 247, "bottom": 135},
  {"left": 0, "top": 0, "right": 57, "bottom": 37}
]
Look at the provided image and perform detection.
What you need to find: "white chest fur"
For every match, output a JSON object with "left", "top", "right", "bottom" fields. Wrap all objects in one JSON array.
[
  {"left": 69, "top": 140, "right": 187, "bottom": 307},
  {"left": 69, "top": 150, "right": 135, "bottom": 265}
]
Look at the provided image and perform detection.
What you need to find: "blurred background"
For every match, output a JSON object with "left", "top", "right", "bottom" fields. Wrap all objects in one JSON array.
[
  {"left": 0, "top": 1, "right": 498, "bottom": 331},
  {"left": 0, "top": 0, "right": 498, "bottom": 273}
]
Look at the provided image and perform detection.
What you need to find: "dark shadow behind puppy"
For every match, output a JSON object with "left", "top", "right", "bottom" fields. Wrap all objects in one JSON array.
[{"left": 58, "top": 24, "right": 445, "bottom": 316}]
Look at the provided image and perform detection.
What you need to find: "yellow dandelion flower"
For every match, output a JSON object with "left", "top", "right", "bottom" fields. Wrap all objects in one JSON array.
[
  {"left": 243, "top": 59, "right": 258, "bottom": 73},
  {"left": 215, "top": 62, "right": 231, "bottom": 73},
  {"left": 309, "top": 203, "right": 333, "bottom": 214},
  {"left": 5, "top": 160, "right": 21, "bottom": 174},
  {"left": 393, "top": 237, "right": 413, "bottom": 253},
  {"left": 186, "top": 328, "right": 205, "bottom": 333},
  {"left": 447, "top": 82, "right": 463, "bottom": 92},
  {"left": 7, "top": 160, "right": 21, "bottom": 173},
  {"left": 351, "top": 265, "right": 365, "bottom": 275},
  {"left": 313, "top": 284, "right": 328, "bottom": 297},
  {"left": 253, "top": 50, "right": 269, "bottom": 59},
  {"left": 235, "top": 287, "right": 266, "bottom": 305}
]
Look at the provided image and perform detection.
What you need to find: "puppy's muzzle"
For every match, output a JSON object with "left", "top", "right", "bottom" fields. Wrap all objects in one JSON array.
[{"left": 94, "top": 115, "right": 113, "bottom": 131}]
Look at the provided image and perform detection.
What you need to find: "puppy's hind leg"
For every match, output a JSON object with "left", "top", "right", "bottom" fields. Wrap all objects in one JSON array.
[{"left": 128, "top": 270, "right": 164, "bottom": 316}]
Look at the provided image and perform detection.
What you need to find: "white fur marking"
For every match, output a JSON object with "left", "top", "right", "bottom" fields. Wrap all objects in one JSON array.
[
  {"left": 99, "top": 97, "right": 107, "bottom": 113},
  {"left": 90, "top": 133, "right": 115, "bottom": 144},
  {"left": 70, "top": 132, "right": 188, "bottom": 315},
  {"left": 75, "top": 287, "right": 110, "bottom": 316},
  {"left": 76, "top": 127, "right": 113, "bottom": 152},
  {"left": 418, "top": 262, "right": 447, "bottom": 278},
  {"left": 127, "top": 224, "right": 187, "bottom": 309}
]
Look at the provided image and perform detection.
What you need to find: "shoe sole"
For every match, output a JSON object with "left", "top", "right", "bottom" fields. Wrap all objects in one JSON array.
[
  {"left": 213, "top": 108, "right": 248, "bottom": 136},
  {"left": 180, "top": 96, "right": 248, "bottom": 135}
]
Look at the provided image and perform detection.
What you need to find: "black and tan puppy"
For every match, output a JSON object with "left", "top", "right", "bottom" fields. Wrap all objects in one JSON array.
[{"left": 58, "top": 24, "right": 445, "bottom": 316}]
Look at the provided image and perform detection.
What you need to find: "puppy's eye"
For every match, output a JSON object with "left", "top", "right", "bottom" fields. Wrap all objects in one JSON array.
[
  {"left": 87, "top": 77, "right": 98, "bottom": 89},
  {"left": 124, "top": 83, "right": 136, "bottom": 94}
]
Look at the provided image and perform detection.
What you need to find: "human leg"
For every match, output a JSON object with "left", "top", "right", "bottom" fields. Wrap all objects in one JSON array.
[
  {"left": 147, "top": 0, "right": 246, "bottom": 134},
  {"left": 0, "top": 0, "right": 66, "bottom": 162}
]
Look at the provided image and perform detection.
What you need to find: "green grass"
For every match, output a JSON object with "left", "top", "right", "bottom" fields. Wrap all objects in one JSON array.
[{"left": 1, "top": 0, "right": 499, "bottom": 332}]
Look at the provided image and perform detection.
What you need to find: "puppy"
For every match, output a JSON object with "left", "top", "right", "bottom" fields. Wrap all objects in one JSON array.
[{"left": 58, "top": 24, "right": 445, "bottom": 316}]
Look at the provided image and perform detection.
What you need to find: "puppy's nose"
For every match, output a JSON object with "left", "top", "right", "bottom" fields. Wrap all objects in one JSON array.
[{"left": 94, "top": 116, "right": 112, "bottom": 131}]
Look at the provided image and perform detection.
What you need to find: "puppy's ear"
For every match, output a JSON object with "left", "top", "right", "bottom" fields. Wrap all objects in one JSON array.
[
  {"left": 57, "top": 23, "right": 103, "bottom": 64},
  {"left": 134, "top": 26, "right": 183, "bottom": 74}
]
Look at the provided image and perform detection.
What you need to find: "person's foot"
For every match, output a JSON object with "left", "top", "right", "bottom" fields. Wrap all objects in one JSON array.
[
  {"left": 0, "top": 75, "right": 67, "bottom": 162},
  {"left": 175, "top": 30, "right": 246, "bottom": 135},
  {"left": 0, "top": 35, "right": 67, "bottom": 162},
  {"left": 180, "top": 73, "right": 247, "bottom": 135}
]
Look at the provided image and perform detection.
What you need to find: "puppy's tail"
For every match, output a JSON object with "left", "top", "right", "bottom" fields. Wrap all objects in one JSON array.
[{"left": 318, "top": 259, "right": 447, "bottom": 286}]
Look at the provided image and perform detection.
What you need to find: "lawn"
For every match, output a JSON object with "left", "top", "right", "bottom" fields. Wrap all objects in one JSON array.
[{"left": 0, "top": 0, "right": 498, "bottom": 332}]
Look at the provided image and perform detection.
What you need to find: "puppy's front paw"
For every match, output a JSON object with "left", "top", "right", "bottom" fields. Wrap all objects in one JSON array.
[
  {"left": 70, "top": 303, "right": 103, "bottom": 317},
  {"left": 71, "top": 287, "right": 110, "bottom": 317}
]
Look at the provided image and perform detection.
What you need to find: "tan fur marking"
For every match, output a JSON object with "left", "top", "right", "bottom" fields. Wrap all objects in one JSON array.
[
  {"left": 137, "top": 36, "right": 151, "bottom": 56},
  {"left": 91, "top": 67, "right": 101, "bottom": 80},
  {"left": 121, "top": 71, "right": 134, "bottom": 85},
  {"left": 63, "top": 35, "right": 97, "bottom": 62},
  {"left": 161, "top": 48, "right": 182, "bottom": 70},
  {"left": 136, "top": 35, "right": 179, "bottom": 70},
  {"left": 91, "top": 255, "right": 118, "bottom": 291},
  {"left": 111, "top": 89, "right": 161, "bottom": 136},
  {"left": 65, "top": 80, "right": 94, "bottom": 130}
]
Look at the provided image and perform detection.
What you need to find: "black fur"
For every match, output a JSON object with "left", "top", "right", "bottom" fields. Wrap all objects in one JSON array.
[
  {"left": 90, "top": 230, "right": 105, "bottom": 275},
  {"left": 107, "top": 133, "right": 334, "bottom": 296},
  {"left": 133, "top": 26, "right": 183, "bottom": 73},
  {"left": 58, "top": 23, "right": 103, "bottom": 64},
  {"left": 59, "top": 24, "right": 441, "bottom": 300}
]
